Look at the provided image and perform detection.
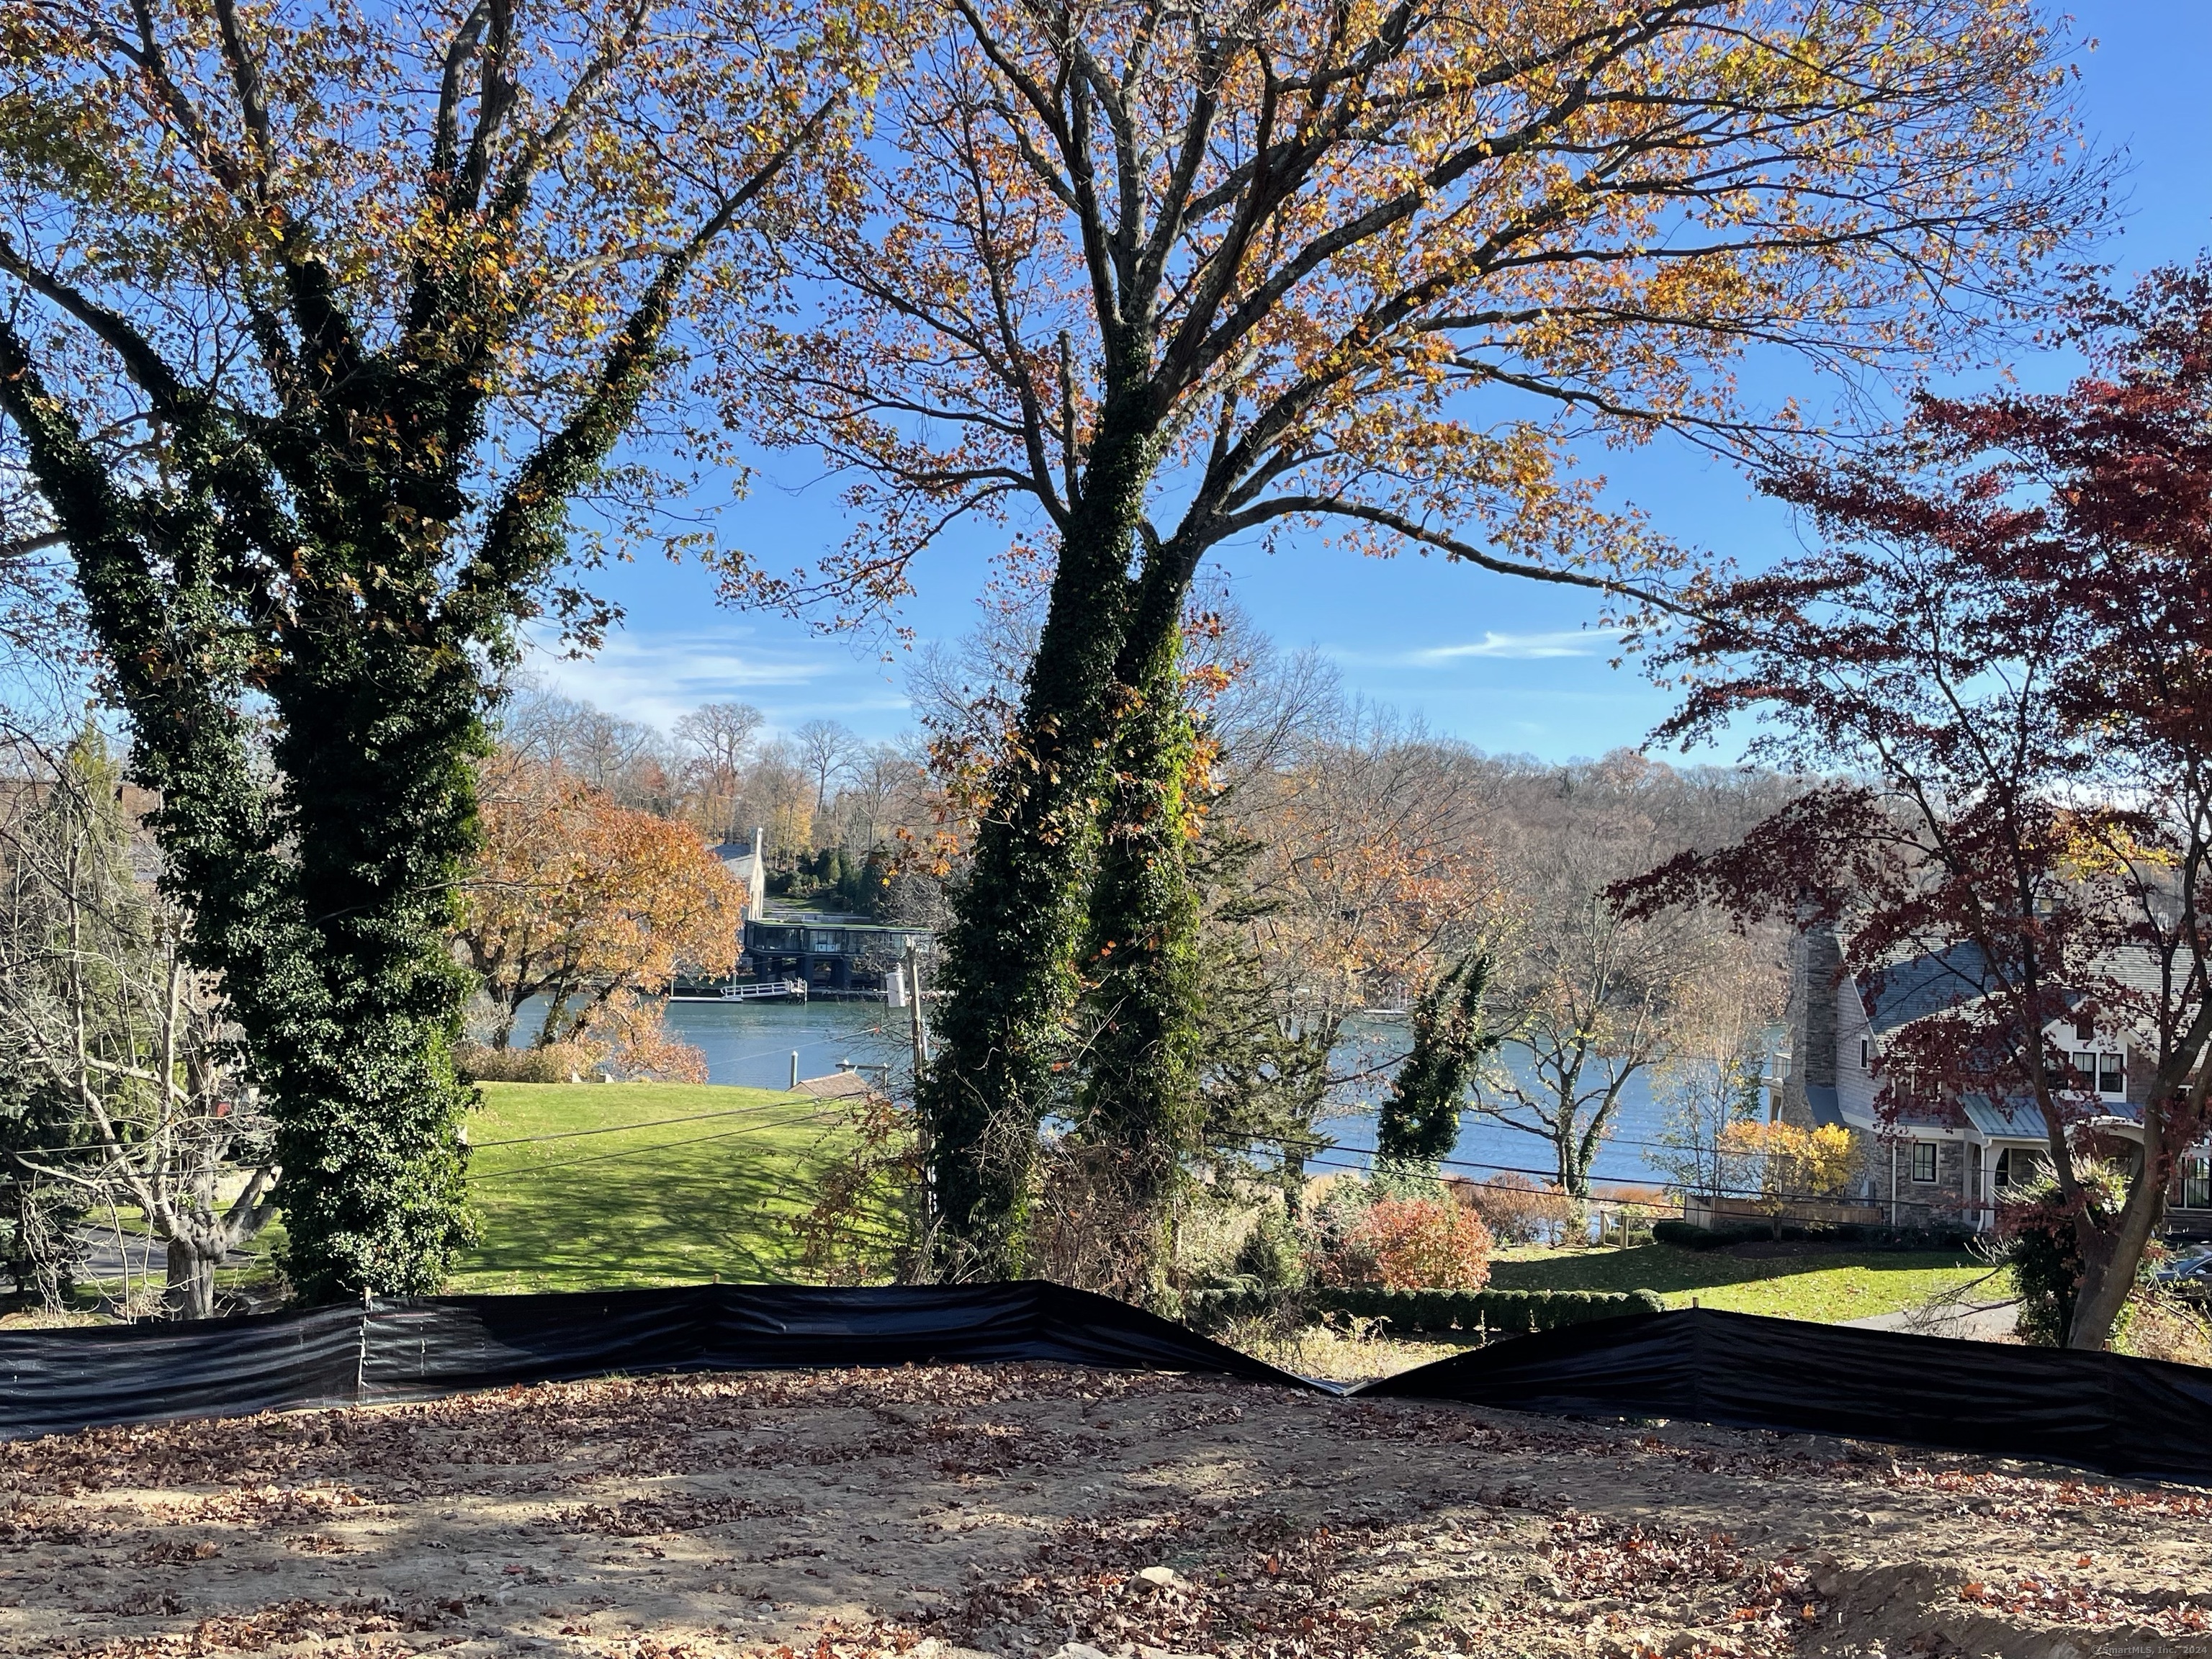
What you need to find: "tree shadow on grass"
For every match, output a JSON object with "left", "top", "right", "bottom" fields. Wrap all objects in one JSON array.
[{"left": 455, "top": 1132, "right": 846, "bottom": 1290}]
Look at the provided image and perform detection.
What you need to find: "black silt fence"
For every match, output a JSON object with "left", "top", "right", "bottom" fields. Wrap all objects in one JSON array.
[
  {"left": 1359, "top": 1306, "right": 2212, "bottom": 1486},
  {"left": 0, "top": 1281, "right": 1320, "bottom": 1442},
  {"left": 3, "top": 1290, "right": 2210, "bottom": 1486}
]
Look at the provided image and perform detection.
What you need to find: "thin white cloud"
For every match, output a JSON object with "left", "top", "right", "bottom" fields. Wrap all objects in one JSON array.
[
  {"left": 1331, "top": 627, "right": 1625, "bottom": 667},
  {"left": 519, "top": 630, "right": 909, "bottom": 734},
  {"left": 1413, "top": 627, "right": 1625, "bottom": 662}
]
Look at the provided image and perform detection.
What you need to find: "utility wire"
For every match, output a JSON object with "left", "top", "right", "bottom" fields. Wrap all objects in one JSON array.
[
  {"left": 471, "top": 1096, "right": 824, "bottom": 1148},
  {"left": 469, "top": 1108, "right": 849, "bottom": 1180}
]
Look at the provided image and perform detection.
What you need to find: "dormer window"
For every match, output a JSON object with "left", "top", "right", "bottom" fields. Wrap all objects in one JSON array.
[{"left": 2069, "top": 1051, "right": 2126, "bottom": 1097}]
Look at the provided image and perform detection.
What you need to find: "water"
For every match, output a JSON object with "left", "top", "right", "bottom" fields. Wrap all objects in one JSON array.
[
  {"left": 654, "top": 1000, "right": 1671, "bottom": 1190},
  {"left": 1318, "top": 1017, "right": 1670, "bottom": 1190},
  {"left": 660, "top": 998, "right": 909, "bottom": 1091}
]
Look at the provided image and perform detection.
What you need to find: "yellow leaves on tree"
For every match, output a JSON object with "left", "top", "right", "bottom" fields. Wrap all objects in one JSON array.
[
  {"left": 1718, "top": 1121, "right": 1862, "bottom": 1233},
  {"left": 458, "top": 754, "right": 744, "bottom": 1082},
  {"left": 745, "top": 0, "right": 2103, "bottom": 632}
]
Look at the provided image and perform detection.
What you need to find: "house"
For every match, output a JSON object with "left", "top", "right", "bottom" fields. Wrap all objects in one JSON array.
[
  {"left": 714, "top": 827, "right": 769, "bottom": 922},
  {"left": 1775, "top": 923, "right": 2212, "bottom": 1236}
]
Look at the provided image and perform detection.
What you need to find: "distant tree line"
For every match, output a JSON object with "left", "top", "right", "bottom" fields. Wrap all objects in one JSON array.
[{"left": 492, "top": 680, "right": 942, "bottom": 911}]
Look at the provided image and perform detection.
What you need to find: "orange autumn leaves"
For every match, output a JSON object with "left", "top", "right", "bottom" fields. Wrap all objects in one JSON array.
[{"left": 458, "top": 754, "right": 746, "bottom": 1082}]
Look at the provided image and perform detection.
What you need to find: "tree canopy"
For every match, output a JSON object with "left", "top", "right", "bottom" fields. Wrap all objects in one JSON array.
[
  {"left": 0, "top": 0, "right": 876, "bottom": 1298},
  {"left": 1620, "top": 262, "right": 2212, "bottom": 1349},
  {"left": 739, "top": 0, "right": 2103, "bottom": 1274}
]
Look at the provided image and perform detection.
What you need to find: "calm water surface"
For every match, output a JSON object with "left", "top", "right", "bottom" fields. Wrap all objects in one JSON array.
[{"left": 655, "top": 999, "right": 1671, "bottom": 1187}]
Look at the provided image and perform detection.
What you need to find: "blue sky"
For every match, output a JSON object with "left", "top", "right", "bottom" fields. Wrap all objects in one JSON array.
[{"left": 533, "top": 2, "right": 2212, "bottom": 762}]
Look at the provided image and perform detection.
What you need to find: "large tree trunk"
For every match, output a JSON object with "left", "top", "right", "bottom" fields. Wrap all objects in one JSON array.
[
  {"left": 1071, "top": 608, "right": 1203, "bottom": 1299},
  {"left": 917, "top": 397, "right": 1161, "bottom": 1276},
  {"left": 163, "top": 1228, "right": 225, "bottom": 1321},
  {"left": 2067, "top": 1146, "right": 2170, "bottom": 1349}
]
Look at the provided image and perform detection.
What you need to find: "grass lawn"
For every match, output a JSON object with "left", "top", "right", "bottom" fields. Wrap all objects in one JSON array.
[
  {"left": 68, "top": 1089, "right": 2005, "bottom": 1328},
  {"left": 1488, "top": 1239, "right": 2009, "bottom": 1323},
  {"left": 446, "top": 1082, "right": 867, "bottom": 1292},
  {"left": 181, "top": 1082, "right": 863, "bottom": 1300}
]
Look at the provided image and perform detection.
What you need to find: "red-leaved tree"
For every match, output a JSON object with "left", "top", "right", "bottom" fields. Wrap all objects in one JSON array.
[{"left": 1619, "top": 261, "right": 2212, "bottom": 1349}]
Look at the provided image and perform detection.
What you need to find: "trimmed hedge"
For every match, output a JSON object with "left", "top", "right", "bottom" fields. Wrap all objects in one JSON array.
[
  {"left": 1185, "top": 1285, "right": 1663, "bottom": 1336},
  {"left": 1651, "top": 1218, "right": 1977, "bottom": 1253}
]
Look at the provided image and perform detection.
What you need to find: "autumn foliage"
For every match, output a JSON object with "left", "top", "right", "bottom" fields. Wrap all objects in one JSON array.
[
  {"left": 1345, "top": 1198, "right": 1495, "bottom": 1293},
  {"left": 742, "top": 0, "right": 2099, "bottom": 1277},
  {"left": 1620, "top": 263, "right": 2212, "bottom": 1346},
  {"left": 1718, "top": 1122, "right": 1861, "bottom": 1237},
  {"left": 457, "top": 754, "right": 744, "bottom": 1082}
]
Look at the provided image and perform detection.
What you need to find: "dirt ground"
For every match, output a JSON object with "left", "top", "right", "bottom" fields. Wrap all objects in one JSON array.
[{"left": 1, "top": 1365, "right": 2208, "bottom": 1659}]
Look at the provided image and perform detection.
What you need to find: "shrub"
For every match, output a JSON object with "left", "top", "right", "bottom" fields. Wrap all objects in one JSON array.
[
  {"left": 1997, "top": 1161, "right": 2132, "bottom": 1347},
  {"left": 1451, "top": 1173, "right": 1576, "bottom": 1246},
  {"left": 455, "top": 1040, "right": 606, "bottom": 1084},
  {"left": 1231, "top": 1207, "right": 1306, "bottom": 1290},
  {"left": 1299, "top": 1177, "right": 1384, "bottom": 1287},
  {"left": 1650, "top": 1217, "right": 1979, "bottom": 1252},
  {"left": 1348, "top": 1196, "right": 1492, "bottom": 1290}
]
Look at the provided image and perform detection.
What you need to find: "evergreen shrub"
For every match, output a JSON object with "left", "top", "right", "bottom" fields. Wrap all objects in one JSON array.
[{"left": 1185, "top": 1284, "right": 1662, "bottom": 1336}]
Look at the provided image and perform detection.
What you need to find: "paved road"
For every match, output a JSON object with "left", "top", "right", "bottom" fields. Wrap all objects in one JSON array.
[
  {"left": 1838, "top": 1298, "right": 2020, "bottom": 1341},
  {"left": 69, "top": 1226, "right": 166, "bottom": 1285}
]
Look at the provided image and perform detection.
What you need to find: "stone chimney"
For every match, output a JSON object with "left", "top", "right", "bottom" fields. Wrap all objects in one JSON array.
[{"left": 1780, "top": 914, "right": 1841, "bottom": 1129}]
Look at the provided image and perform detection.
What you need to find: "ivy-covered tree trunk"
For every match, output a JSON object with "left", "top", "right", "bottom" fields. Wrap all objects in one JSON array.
[
  {"left": 1071, "top": 608, "right": 1204, "bottom": 1297},
  {"left": 917, "top": 392, "right": 1160, "bottom": 1277},
  {"left": 2, "top": 355, "right": 484, "bottom": 1300}
]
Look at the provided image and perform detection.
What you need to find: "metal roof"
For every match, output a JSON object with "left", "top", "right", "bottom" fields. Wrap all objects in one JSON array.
[{"left": 1959, "top": 1095, "right": 2050, "bottom": 1139}]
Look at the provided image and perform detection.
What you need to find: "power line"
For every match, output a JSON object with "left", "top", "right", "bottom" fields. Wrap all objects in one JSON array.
[
  {"left": 469, "top": 1108, "right": 849, "bottom": 1180},
  {"left": 471, "top": 1096, "right": 820, "bottom": 1148}
]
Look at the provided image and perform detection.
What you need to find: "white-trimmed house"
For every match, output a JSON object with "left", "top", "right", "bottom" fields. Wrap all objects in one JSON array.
[{"left": 1775, "top": 925, "right": 2212, "bottom": 1236}]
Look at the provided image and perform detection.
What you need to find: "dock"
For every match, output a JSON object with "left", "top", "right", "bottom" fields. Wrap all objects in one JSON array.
[{"left": 669, "top": 977, "right": 809, "bottom": 1004}]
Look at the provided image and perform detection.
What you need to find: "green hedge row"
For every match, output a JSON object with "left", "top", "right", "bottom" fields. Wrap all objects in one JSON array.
[
  {"left": 1650, "top": 1218, "right": 1977, "bottom": 1253},
  {"left": 1185, "top": 1285, "right": 1663, "bottom": 1336}
]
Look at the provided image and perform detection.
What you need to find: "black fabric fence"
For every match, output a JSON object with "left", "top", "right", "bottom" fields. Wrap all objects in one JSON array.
[
  {"left": 1360, "top": 1306, "right": 2212, "bottom": 1485},
  {"left": 4, "top": 1290, "right": 2209, "bottom": 1485},
  {"left": 0, "top": 1282, "right": 1317, "bottom": 1442}
]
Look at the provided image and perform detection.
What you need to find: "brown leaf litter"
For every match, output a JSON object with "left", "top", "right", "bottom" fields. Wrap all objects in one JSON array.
[{"left": 0, "top": 1364, "right": 2203, "bottom": 1659}]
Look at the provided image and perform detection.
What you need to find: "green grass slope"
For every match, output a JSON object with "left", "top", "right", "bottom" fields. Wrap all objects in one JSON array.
[
  {"left": 1489, "top": 1240, "right": 2007, "bottom": 1323},
  {"left": 449, "top": 1082, "right": 859, "bottom": 1293}
]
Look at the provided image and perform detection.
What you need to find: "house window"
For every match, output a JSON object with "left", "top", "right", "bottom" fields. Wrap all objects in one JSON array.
[
  {"left": 2098, "top": 1053, "right": 2124, "bottom": 1096},
  {"left": 2183, "top": 1156, "right": 2211, "bottom": 1212},
  {"left": 1912, "top": 1142, "right": 1937, "bottom": 1184},
  {"left": 1996, "top": 1148, "right": 2046, "bottom": 1190},
  {"left": 1860, "top": 1037, "right": 1871, "bottom": 1069},
  {"left": 2070, "top": 1051, "right": 2098, "bottom": 1091}
]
